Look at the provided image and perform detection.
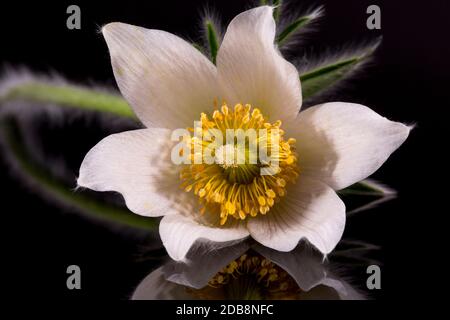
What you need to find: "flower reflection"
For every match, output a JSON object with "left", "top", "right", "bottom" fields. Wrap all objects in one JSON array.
[
  {"left": 132, "top": 241, "right": 365, "bottom": 300},
  {"left": 188, "top": 251, "right": 301, "bottom": 300}
]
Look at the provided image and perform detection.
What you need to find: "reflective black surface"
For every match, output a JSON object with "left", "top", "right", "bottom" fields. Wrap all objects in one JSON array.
[{"left": 1, "top": 0, "right": 446, "bottom": 301}]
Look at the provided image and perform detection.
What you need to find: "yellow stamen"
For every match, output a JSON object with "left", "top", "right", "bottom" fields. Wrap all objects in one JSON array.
[
  {"left": 180, "top": 102, "right": 300, "bottom": 223},
  {"left": 257, "top": 196, "right": 266, "bottom": 206},
  {"left": 189, "top": 252, "right": 301, "bottom": 300}
]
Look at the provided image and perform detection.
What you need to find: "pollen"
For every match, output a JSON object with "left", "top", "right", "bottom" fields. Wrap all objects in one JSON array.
[{"left": 180, "top": 103, "right": 300, "bottom": 224}]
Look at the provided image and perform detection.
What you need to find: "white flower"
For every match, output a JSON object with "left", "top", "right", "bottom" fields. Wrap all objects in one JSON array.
[
  {"left": 77, "top": 6, "right": 410, "bottom": 261},
  {"left": 131, "top": 242, "right": 365, "bottom": 300}
]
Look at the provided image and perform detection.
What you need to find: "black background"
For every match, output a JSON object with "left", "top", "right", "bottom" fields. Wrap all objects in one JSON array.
[{"left": 1, "top": 0, "right": 447, "bottom": 303}]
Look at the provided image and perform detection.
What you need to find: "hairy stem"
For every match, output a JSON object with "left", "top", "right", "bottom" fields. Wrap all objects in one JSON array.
[
  {"left": 1, "top": 82, "right": 136, "bottom": 119},
  {"left": 0, "top": 117, "right": 158, "bottom": 231}
]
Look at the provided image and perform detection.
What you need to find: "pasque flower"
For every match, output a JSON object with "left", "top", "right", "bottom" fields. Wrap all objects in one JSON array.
[
  {"left": 78, "top": 6, "right": 410, "bottom": 260},
  {"left": 132, "top": 242, "right": 364, "bottom": 300}
]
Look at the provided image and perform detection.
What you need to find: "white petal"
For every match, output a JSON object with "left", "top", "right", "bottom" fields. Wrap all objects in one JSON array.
[
  {"left": 102, "top": 23, "right": 219, "bottom": 129},
  {"left": 78, "top": 128, "right": 182, "bottom": 217},
  {"left": 299, "top": 282, "right": 365, "bottom": 300},
  {"left": 217, "top": 6, "right": 302, "bottom": 122},
  {"left": 247, "top": 177, "right": 346, "bottom": 254},
  {"left": 132, "top": 268, "right": 194, "bottom": 300},
  {"left": 254, "top": 244, "right": 364, "bottom": 299},
  {"left": 317, "top": 278, "right": 365, "bottom": 300},
  {"left": 254, "top": 244, "right": 329, "bottom": 291},
  {"left": 291, "top": 102, "right": 411, "bottom": 190},
  {"left": 162, "top": 240, "right": 250, "bottom": 289},
  {"left": 159, "top": 214, "right": 249, "bottom": 261}
]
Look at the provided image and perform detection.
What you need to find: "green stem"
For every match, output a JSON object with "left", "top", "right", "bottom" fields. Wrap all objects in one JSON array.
[
  {"left": 300, "top": 38, "right": 381, "bottom": 100},
  {"left": 204, "top": 20, "right": 220, "bottom": 65},
  {"left": 1, "top": 82, "right": 136, "bottom": 119},
  {"left": 338, "top": 180, "right": 394, "bottom": 197},
  {"left": 0, "top": 117, "right": 158, "bottom": 231},
  {"left": 277, "top": 16, "right": 311, "bottom": 46},
  {"left": 300, "top": 59, "right": 358, "bottom": 82}
]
